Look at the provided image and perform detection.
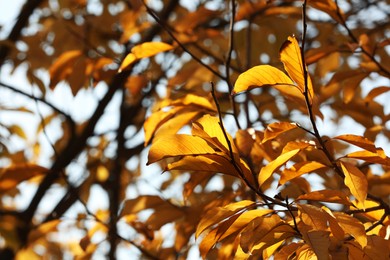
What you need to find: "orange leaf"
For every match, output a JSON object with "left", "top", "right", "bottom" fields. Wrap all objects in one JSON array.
[
  {"left": 334, "top": 134, "right": 377, "bottom": 153},
  {"left": 340, "top": 161, "right": 368, "bottom": 207},
  {"left": 232, "top": 65, "right": 294, "bottom": 95},
  {"left": 49, "top": 50, "right": 83, "bottom": 88},
  {"left": 192, "top": 115, "right": 235, "bottom": 154},
  {"left": 147, "top": 134, "right": 217, "bottom": 164},
  {"left": 346, "top": 149, "right": 390, "bottom": 166},
  {"left": 0, "top": 164, "right": 48, "bottom": 193},
  {"left": 364, "top": 86, "right": 390, "bottom": 103},
  {"left": 301, "top": 230, "right": 331, "bottom": 259},
  {"left": 296, "top": 190, "right": 351, "bottom": 205},
  {"left": 120, "top": 195, "right": 166, "bottom": 216},
  {"left": 280, "top": 161, "right": 326, "bottom": 186},
  {"left": 119, "top": 42, "right": 174, "bottom": 72},
  {"left": 196, "top": 200, "right": 256, "bottom": 238},
  {"left": 298, "top": 204, "right": 328, "bottom": 231},
  {"left": 167, "top": 154, "right": 239, "bottom": 177},
  {"left": 333, "top": 212, "right": 367, "bottom": 248},
  {"left": 262, "top": 122, "right": 298, "bottom": 143},
  {"left": 259, "top": 149, "right": 300, "bottom": 187},
  {"left": 280, "top": 36, "right": 314, "bottom": 101}
]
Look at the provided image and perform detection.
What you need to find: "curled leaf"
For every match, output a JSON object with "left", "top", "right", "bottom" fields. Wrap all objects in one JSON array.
[
  {"left": 119, "top": 42, "right": 174, "bottom": 72},
  {"left": 233, "top": 65, "right": 294, "bottom": 95}
]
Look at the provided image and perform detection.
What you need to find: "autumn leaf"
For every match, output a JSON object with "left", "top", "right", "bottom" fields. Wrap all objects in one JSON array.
[
  {"left": 301, "top": 230, "right": 331, "bottom": 259},
  {"left": 296, "top": 190, "right": 351, "bottom": 205},
  {"left": 259, "top": 148, "right": 301, "bottom": 187},
  {"left": 0, "top": 164, "right": 48, "bottom": 193},
  {"left": 340, "top": 161, "right": 368, "bottom": 207},
  {"left": 49, "top": 50, "right": 83, "bottom": 89},
  {"left": 119, "top": 42, "right": 174, "bottom": 72},
  {"left": 280, "top": 36, "right": 314, "bottom": 101},
  {"left": 333, "top": 212, "right": 367, "bottom": 248},
  {"left": 262, "top": 122, "right": 298, "bottom": 143},
  {"left": 196, "top": 200, "right": 256, "bottom": 238},
  {"left": 147, "top": 134, "right": 218, "bottom": 165},
  {"left": 280, "top": 161, "right": 327, "bottom": 186},
  {"left": 298, "top": 204, "right": 328, "bottom": 231},
  {"left": 232, "top": 65, "right": 294, "bottom": 95},
  {"left": 334, "top": 134, "right": 377, "bottom": 153}
]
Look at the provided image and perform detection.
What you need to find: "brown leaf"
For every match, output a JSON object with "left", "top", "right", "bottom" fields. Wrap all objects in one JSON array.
[
  {"left": 49, "top": 50, "right": 83, "bottom": 89},
  {"left": 0, "top": 164, "right": 48, "bottom": 193}
]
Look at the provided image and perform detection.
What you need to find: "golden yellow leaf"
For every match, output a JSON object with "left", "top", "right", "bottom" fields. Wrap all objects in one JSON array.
[
  {"left": 240, "top": 215, "right": 295, "bottom": 254},
  {"left": 192, "top": 114, "right": 236, "bottom": 154},
  {"left": 28, "top": 220, "right": 60, "bottom": 245},
  {"left": 321, "top": 207, "right": 346, "bottom": 241},
  {"left": 144, "top": 106, "right": 183, "bottom": 145},
  {"left": 274, "top": 242, "right": 302, "bottom": 260},
  {"left": 296, "top": 190, "right": 351, "bottom": 205},
  {"left": 280, "top": 161, "right": 327, "bottom": 186},
  {"left": 119, "top": 42, "right": 174, "bottom": 72},
  {"left": 232, "top": 65, "right": 294, "bottom": 95},
  {"left": 0, "top": 164, "right": 48, "bottom": 193},
  {"left": 167, "top": 154, "right": 238, "bottom": 177},
  {"left": 49, "top": 50, "right": 83, "bottom": 89},
  {"left": 262, "top": 239, "right": 285, "bottom": 259},
  {"left": 262, "top": 122, "right": 298, "bottom": 143},
  {"left": 147, "top": 134, "right": 217, "bottom": 164},
  {"left": 333, "top": 212, "right": 367, "bottom": 248},
  {"left": 120, "top": 195, "right": 166, "bottom": 216},
  {"left": 196, "top": 200, "right": 256, "bottom": 238},
  {"left": 340, "top": 161, "right": 368, "bottom": 207},
  {"left": 280, "top": 36, "right": 314, "bottom": 101},
  {"left": 346, "top": 149, "right": 390, "bottom": 166},
  {"left": 298, "top": 204, "right": 328, "bottom": 231},
  {"left": 199, "top": 208, "right": 273, "bottom": 258},
  {"left": 259, "top": 149, "right": 300, "bottom": 187},
  {"left": 334, "top": 134, "right": 377, "bottom": 153}
]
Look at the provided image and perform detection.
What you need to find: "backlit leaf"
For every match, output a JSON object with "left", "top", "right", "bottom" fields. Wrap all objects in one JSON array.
[
  {"left": 0, "top": 164, "right": 48, "bottom": 193},
  {"left": 340, "top": 161, "right": 368, "bottom": 207},
  {"left": 301, "top": 230, "right": 331, "bottom": 259},
  {"left": 296, "top": 190, "right": 351, "bottom": 205},
  {"left": 334, "top": 134, "right": 377, "bottom": 153},
  {"left": 333, "top": 212, "right": 367, "bottom": 248},
  {"left": 262, "top": 122, "right": 298, "bottom": 143},
  {"left": 280, "top": 161, "right": 327, "bottom": 186},
  {"left": 298, "top": 204, "right": 328, "bottom": 231},
  {"left": 364, "top": 86, "right": 390, "bottom": 103},
  {"left": 259, "top": 149, "right": 300, "bottom": 187},
  {"left": 346, "top": 149, "right": 390, "bottom": 166},
  {"left": 120, "top": 195, "right": 166, "bottom": 216},
  {"left": 196, "top": 200, "right": 256, "bottom": 238},
  {"left": 232, "top": 65, "right": 294, "bottom": 95},
  {"left": 49, "top": 50, "right": 83, "bottom": 88},
  {"left": 119, "top": 42, "right": 174, "bottom": 72},
  {"left": 147, "top": 134, "right": 217, "bottom": 164},
  {"left": 280, "top": 36, "right": 314, "bottom": 101}
]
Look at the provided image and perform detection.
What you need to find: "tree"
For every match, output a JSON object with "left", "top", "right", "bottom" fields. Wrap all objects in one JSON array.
[{"left": 0, "top": 0, "right": 389, "bottom": 258}]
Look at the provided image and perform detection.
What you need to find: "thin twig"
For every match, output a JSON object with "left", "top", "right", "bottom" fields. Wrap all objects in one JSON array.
[
  {"left": 211, "top": 82, "right": 292, "bottom": 209},
  {"left": 334, "top": 0, "right": 390, "bottom": 77},
  {"left": 225, "top": 0, "right": 241, "bottom": 129},
  {"left": 142, "top": 1, "right": 226, "bottom": 80}
]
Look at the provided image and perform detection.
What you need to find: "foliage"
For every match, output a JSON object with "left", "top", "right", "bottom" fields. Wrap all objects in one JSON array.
[{"left": 0, "top": 0, "right": 389, "bottom": 259}]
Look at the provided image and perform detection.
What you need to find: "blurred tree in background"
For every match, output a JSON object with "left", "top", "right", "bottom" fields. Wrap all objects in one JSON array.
[{"left": 0, "top": 0, "right": 389, "bottom": 259}]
